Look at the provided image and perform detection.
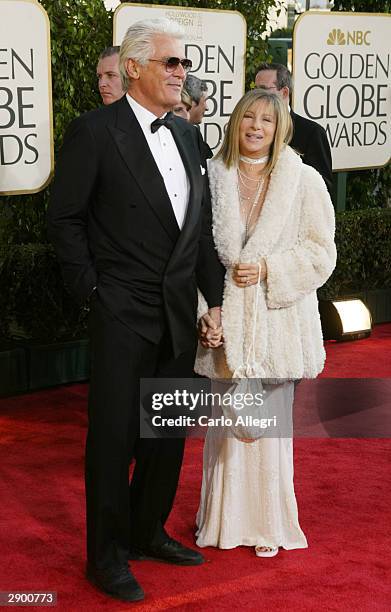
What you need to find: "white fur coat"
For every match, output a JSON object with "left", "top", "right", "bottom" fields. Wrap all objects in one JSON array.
[{"left": 195, "top": 145, "right": 337, "bottom": 380}]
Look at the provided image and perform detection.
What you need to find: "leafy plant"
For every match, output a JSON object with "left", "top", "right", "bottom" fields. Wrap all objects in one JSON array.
[
  {"left": 333, "top": 0, "right": 390, "bottom": 11},
  {"left": 345, "top": 166, "right": 391, "bottom": 211},
  {"left": 319, "top": 209, "right": 391, "bottom": 299}
]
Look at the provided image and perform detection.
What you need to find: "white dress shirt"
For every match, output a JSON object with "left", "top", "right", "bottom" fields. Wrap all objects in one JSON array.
[{"left": 126, "top": 94, "right": 189, "bottom": 229}]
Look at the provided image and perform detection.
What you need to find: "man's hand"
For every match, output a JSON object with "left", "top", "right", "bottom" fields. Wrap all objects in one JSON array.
[
  {"left": 198, "top": 306, "right": 223, "bottom": 349},
  {"left": 232, "top": 260, "right": 267, "bottom": 288}
]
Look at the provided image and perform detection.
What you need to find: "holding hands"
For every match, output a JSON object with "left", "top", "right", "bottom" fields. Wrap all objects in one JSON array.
[{"left": 199, "top": 306, "right": 223, "bottom": 349}]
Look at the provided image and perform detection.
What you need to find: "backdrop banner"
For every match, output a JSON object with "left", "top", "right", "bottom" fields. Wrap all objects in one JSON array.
[
  {"left": 293, "top": 12, "right": 391, "bottom": 171},
  {"left": 114, "top": 2, "right": 246, "bottom": 151},
  {"left": 0, "top": 0, "right": 53, "bottom": 195}
]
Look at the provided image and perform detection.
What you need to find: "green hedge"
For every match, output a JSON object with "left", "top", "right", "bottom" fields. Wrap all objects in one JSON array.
[
  {"left": 319, "top": 209, "right": 391, "bottom": 299},
  {"left": 333, "top": 0, "right": 390, "bottom": 11},
  {"left": 344, "top": 167, "right": 391, "bottom": 211},
  {"left": 0, "top": 244, "right": 87, "bottom": 343}
]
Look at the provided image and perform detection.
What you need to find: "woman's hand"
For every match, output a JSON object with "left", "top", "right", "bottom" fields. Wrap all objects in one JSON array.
[{"left": 232, "top": 260, "right": 267, "bottom": 288}]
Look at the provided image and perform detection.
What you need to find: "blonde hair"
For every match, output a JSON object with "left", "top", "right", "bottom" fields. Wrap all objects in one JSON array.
[
  {"left": 216, "top": 89, "right": 293, "bottom": 176},
  {"left": 119, "top": 18, "right": 184, "bottom": 91}
]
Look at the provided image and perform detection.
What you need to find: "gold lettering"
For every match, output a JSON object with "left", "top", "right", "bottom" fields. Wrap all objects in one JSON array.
[{"left": 346, "top": 31, "right": 371, "bottom": 46}]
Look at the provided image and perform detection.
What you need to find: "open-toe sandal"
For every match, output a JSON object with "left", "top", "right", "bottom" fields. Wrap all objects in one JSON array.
[{"left": 255, "top": 546, "right": 279, "bottom": 558}]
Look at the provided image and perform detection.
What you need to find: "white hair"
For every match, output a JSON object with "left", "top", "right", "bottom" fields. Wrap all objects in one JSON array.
[{"left": 119, "top": 18, "right": 184, "bottom": 91}]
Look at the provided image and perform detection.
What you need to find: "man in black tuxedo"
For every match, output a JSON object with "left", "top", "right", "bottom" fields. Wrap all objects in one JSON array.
[
  {"left": 255, "top": 62, "right": 333, "bottom": 195},
  {"left": 48, "top": 18, "right": 224, "bottom": 603}
]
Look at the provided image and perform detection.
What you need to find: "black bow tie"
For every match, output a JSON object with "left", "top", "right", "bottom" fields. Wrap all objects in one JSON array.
[{"left": 150, "top": 112, "right": 174, "bottom": 133}]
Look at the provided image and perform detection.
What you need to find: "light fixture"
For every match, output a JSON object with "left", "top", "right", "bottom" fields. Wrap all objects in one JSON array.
[{"left": 319, "top": 298, "right": 372, "bottom": 341}]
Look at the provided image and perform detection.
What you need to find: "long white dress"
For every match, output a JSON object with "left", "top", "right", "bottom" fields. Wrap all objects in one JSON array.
[
  {"left": 196, "top": 381, "right": 307, "bottom": 550},
  {"left": 196, "top": 210, "right": 308, "bottom": 551}
]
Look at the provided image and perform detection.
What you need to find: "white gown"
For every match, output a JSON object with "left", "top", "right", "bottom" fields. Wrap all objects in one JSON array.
[{"left": 196, "top": 382, "right": 308, "bottom": 550}]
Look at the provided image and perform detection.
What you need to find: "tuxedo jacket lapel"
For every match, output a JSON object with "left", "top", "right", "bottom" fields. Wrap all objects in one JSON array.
[{"left": 108, "top": 98, "right": 180, "bottom": 243}]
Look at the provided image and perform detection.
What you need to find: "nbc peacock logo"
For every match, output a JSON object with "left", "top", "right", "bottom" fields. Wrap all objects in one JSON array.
[{"left": 327, "top": 28, "right": 346, "bottom": 45}]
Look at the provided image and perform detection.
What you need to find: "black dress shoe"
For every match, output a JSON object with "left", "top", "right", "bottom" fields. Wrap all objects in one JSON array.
[
  {"left": 86, "top": 562, "right": 144, "bottom": 602},
  {"left": 129, "top": 537, "right": 205, "bottom": 566}
]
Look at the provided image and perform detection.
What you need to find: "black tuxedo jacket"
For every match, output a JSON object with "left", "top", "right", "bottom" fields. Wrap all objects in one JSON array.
[
  {"left": 48, "top": 96, "right": 225, "bottom": 357},
  {"left": 290, "top": 110, "right": 333, "bottom": 195}
]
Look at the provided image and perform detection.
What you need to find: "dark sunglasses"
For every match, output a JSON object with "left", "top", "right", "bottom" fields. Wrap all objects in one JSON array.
[{"left": 148, "top": 57, "right": 192, "bottom": 73}]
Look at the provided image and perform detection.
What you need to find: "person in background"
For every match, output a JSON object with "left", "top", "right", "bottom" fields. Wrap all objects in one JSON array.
[
  {"left": 185, "top": 74, "right": 209, "bottom": 126},
  {"left": 255, "top": 62, "right": 333, "bottom": 194},
  {"left": 172, "top": 87, "right": 192, "bottom": 121},
  {"left": 97, "top": 46, "right": 125, "bottom": 105},
  {"left": 184, "top": 75, "right": 213, "bottom": 160}
]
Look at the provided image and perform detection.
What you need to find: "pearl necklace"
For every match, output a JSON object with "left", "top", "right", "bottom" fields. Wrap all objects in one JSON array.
[
  {"left": 239, "top": 154, "right": 269, "bottom": 165},
  {"left": 238, "top": 167, "right": 260, "bottom": 182},
  {"left": 237, "top": 170, "right": 265, "bottom": 244}
]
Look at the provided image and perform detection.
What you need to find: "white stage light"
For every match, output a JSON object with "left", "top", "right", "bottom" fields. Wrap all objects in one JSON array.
[{"left": 319, "top": 298, "right": 372, "bottom": 341}]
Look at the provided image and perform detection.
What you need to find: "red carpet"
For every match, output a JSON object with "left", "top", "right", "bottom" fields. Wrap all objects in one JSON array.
[
  {"left": 0, "top": 324, "right": 390, "bottom": 610},
  {"left": 322, "top": 323, "right": 391, "bottom": 378}
]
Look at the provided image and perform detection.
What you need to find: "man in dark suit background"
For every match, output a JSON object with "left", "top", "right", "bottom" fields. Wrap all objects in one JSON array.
[
  {"left": 96, "top": 45, "right": 125, "bottom": 105},
  {"left": 48, "top": 18, "right": 224, "bottom": 603},
  {"left": 255, "top": 62, "right": 333, "bottom": 194}
]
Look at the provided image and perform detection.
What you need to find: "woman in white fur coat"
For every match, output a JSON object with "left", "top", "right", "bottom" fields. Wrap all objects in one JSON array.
[{"left": 195, "top": 89, "right": 336, "bottom": 557}]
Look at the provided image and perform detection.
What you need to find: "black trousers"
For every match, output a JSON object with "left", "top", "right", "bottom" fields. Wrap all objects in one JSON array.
[{"left": 85, "top": 296, "right": 196, "bottom": 570}]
